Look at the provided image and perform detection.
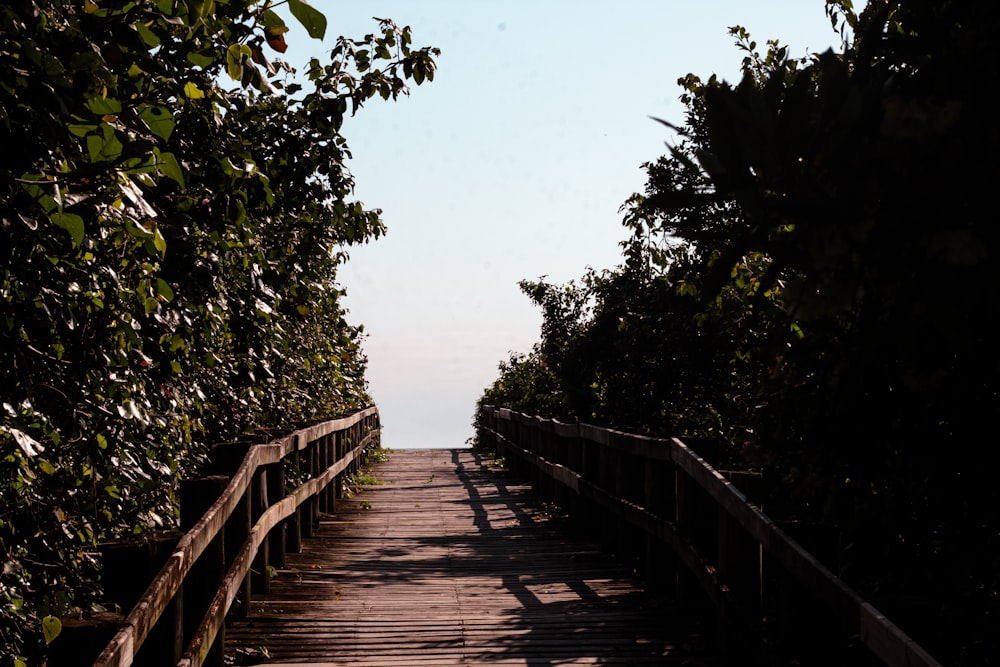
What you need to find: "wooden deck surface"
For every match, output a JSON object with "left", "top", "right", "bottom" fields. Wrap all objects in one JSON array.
[{"left": 225, "top": 448, "right": 715, "bottom": 666}]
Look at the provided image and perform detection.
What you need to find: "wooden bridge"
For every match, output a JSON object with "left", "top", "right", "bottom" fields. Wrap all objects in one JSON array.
[
  {"left": 77, "top": 406, "right": 943, "bottom": 667},
  {"left": 224, "top": 448, "right": 712, "bottom": 665}
]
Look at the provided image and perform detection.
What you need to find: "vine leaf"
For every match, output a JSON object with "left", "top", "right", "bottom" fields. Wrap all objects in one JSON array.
[
  {"left": 288, "top": 0, "right": 326, "bottom": 40},
  {"left": 156, "top": 151, "right": 185, "bottom": 189},
  {"left": 50, "top": 212, "right": 85, "bottom": 247},
  {"left": 42, "top": 616, "right": 62, "bottom": 645}
]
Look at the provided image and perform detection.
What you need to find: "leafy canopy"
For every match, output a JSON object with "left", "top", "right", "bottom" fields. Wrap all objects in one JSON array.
[
  {"left": 478, "top": 2, "right": 1000, "bottom": 662},
  {"left": 1, "top": 1, "right": 437, "bottom": 663}
]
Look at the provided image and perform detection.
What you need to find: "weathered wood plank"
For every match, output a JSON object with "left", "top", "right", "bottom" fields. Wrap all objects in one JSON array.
[{"left": 225, "top": 449, "right": 715, "bottom": 665}]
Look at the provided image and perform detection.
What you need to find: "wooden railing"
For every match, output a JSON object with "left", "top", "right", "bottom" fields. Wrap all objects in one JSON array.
[
  {"left": 89, "top": 406, "right": 381, "bottom": 667},
  {"left": 478, "top": 406, "right": 942, "bottom": 667}
]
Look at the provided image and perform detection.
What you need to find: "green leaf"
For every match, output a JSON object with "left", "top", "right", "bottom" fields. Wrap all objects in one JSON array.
[
  {"left": 183, "top": 81, "right": 205, "bottom": 99},
  {"left": 226, "top": 44, "right": 250, "bottom": 81},
  {"left": 191, "top": 0, "right": 216, "bottom": 22},
  {"left": 67, "top": 122, "right": 98, "bottom": 137},
  {"left": 86, "top": 125, "right": 124, "bottom": 162},
  {"left": 86, "top": 135, "right": 104, "bottom": 162},
  {"left": 153, "top": 226, "right": 168, "bottom": 255},
  {"left": 42, "top": 616, "right": 62, "bottom": 645},
  {"left": 125, "top": 217, "right": 154, "bottom": 239},
  {"left": 154, "top": 278, "right": 174, "bottom": 301},
  {"left": 85, "top": 96, "right": 122, "bottom": 116},
  {"left": 136, "top": 22, "right": 160, "bottom": 47},
  {"left": 288, "top": 0, "right": 326, "bottom": 39},
  {"left": 186, "top": 50, "right": 215, "bottom": 68},
  {"left": 157, "top": 151, "right": 186, "bottom": 188},
  {"left": 260, "top": 8, "right": 286, "bottom": 27},
  {"left": 138, "top": 104, "right": 174, "bottom": 141},
  {"left": 50, "top": 212, "right": 85, "bottom": 247}
]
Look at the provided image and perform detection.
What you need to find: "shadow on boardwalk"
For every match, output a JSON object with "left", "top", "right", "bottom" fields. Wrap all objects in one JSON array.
[{"left": 226, "top": 448, "right": 716, "bottom": 666}]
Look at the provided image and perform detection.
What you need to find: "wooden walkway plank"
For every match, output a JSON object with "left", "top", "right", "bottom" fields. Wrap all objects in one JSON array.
[{"left": 225, "top": 448, "right": 715, "bottom": 665}]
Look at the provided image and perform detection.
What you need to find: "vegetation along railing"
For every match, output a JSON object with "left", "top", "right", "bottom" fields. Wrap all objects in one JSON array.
[
  {"left": 478, "top": 406, "right": 942, "bottom": 667},
  {"left": 85, "top": 406, "right": 381, "bottom": 667}
]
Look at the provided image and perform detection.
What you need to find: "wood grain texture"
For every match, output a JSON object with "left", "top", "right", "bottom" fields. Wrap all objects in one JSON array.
[{"left": 225, "top": 449, "right": 715, "bottom": 666}]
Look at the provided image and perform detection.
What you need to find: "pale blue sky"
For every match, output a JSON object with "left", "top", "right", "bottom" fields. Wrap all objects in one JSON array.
[{"left": 281, "top": 2, "right": 845, "bottom": 448}]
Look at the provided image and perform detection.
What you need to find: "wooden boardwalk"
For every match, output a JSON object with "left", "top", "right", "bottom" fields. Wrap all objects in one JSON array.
[{"left": 225, "top": 448, "right": 715, "bottom": 666}]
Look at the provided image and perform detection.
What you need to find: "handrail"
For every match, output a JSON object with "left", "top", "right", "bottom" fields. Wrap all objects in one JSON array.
[
  {"left": 92, "top": 406, "right": 380, "bottom": 667},
  {"left": 478, "top": 406, "right": 942, "bottom": 667}
]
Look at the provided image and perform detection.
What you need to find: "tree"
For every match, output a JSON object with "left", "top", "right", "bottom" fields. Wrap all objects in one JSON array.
[
  {"left": 0, "top": 1, "right": 437, "bottom": 663},
  {"left": 479, "top": 2, "right": 999, "bottom": 661},
  {"left": 642, "top": 5, "right": 1000, "bottom": 659}
]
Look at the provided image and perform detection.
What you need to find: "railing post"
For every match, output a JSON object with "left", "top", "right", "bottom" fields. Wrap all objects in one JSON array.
[
  {"left": 763, "top": 552, "right": 815, "bottom": 663},
  {"left": 180, "top": 476, "right": 228, "bottom": 667},
  {"left": 613, "top": 438, "right": 641, "bottom": 569},
  {"left": 267, "top": 461, "right": 286, "bottom": 569},
  {"left": 250, "top": 467, "right": 270, "bottom": 595},
  {"left": 674, "top": 463, "right": 699, "bottom": 607},
  {"left": 340, "top": 426, "right": 347, "bottom": 483},
  {"left": 509, "top": 414, "right": 521, "bottom": 477},
  {"left": 528, "top": 419, "right": 541, "bottom": 490},
  {"left": 488, "top": 409, "right": 502, "bottom": 463},
  {"left": 210, "top": 442, "right": 255, "bottom": 622},
  {"left": 563, "top": 429, "right": 581, "bottom": 523},
  {"left": 287, "top": 434, "right": 304, "bottom": 553},
  {"left": 598, "top": 436, "right": 616, "bottom": 553},
  {"left": 717, "top": 509, "right": 762, "bottom": 660},
  {"left": 762, "top": 522, "right": 847, "bottom": 664},
  {"left": 356, "top": 420, "right": 365, "bottom": 466},
  {"left": 305, "top": 437, "right": 320, "bottom": 536},
  {"left": 96, "top": 532, "right": 183, "bottom": 667},
  {"left": 317, "top": 433, "right": 330, "bottom": 513},
  {"left": 330, "top": 431, "right": 341, "bottom": 510},
  {"left": 227, "top": 478, "right": 253, "bottom": 618},
  {"left": 510, "top": 416, "right": 525, "bottom": 478},
  {"left": 576, "top": 429, "right": 599, "bottom": 536},
  {"left": 644, "top": 453, "right": 675, "bottom": 593},
  {"left": 538, "top": 421, "right": 553, "bottom": 501}
]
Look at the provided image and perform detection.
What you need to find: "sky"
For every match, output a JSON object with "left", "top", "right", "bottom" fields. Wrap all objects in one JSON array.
[{"left": 279, "top": 2, "right": 846, "bottom": 449}]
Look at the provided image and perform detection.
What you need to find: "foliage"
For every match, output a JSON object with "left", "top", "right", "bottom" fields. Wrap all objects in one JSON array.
[
  {"left": 478, "top": 1, "right": 999, "bottom": 662},
  {"left": 479, "top": 238, "right": 782, "bottom": 454},
  {"left": 0, "top": 1, "right": 437, "bottom": 663}
]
